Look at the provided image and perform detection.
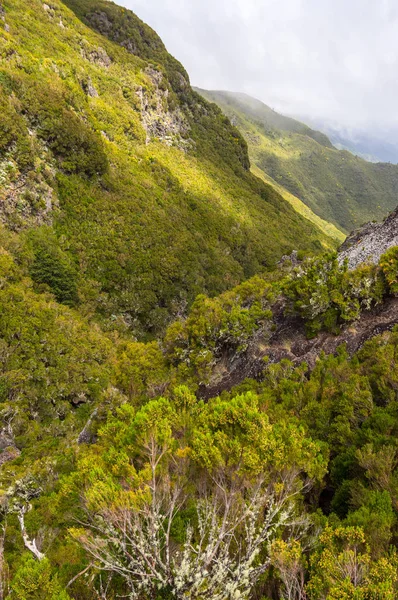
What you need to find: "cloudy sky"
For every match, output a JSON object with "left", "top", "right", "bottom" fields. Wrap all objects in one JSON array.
[{"left": 116, "top": 0, "right": 398, "bottom": 137}]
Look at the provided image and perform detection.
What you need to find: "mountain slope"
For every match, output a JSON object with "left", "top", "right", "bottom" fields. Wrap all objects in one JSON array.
[
  {"left": 4, "top": 2, "right": 398, "bottom": 598},
  {"left": 0, "top": 0, "right": 335, "bottom": 337},
  {"left": 2, "top": 205, "right": 398, "bottom": 598},
  {"left": 196, "top": 89, "right": 398, "bottom": 234},
  {"left": 300, "top": 117, "right": 398, "bottom": 164}
]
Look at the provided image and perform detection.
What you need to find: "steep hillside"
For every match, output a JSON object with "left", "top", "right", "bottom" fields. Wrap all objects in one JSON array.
[
  {"left": 197, "top": 89, "right": 398, "bottom": 234},
  {"left": 0, "top": 0, "right": 334, "bottom": 338},
  {"left": 4, "top": 2, "right": 398, "bottom": 599},
  {"left": 2, "top": 207, "right": 398, "bottom": 598}
]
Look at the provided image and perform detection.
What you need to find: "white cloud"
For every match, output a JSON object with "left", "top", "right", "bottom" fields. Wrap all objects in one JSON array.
[{"left": 118, "top": 0, "right": 398, "bottom": 134}]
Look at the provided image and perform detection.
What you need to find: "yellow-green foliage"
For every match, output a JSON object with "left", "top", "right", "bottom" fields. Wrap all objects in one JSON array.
[
  {"left": 0, "top": 251, "right": 113, "bottom": 463},
  {"left": 307, "top": 526, "right": 398, "bottom": 599},
  {"left": 164, "top": 274, "right": 274, "bottom": 382},
  {"left": 3, "top": 2, "right": 398, "bottom": 599},
  {"left": 114, "top": 340, "right": 169, "bottom": 400},
  {"left": 10, "top": 556, "right": 71, "bottom": 600},
  {"left": 3, "top": 253, "right": 398, "bottom": 597},
  {"left": 285, "top": 254, "right": 386, "bottom": 336},
  {"left": 0, "top": 0, "right": 332, "bottom": 336},
  {"left": 198, "top": 89, "right": 398, "bottom": 233},
  {"left": 379, "top": 246, "right": 398, "bottom": 294}
]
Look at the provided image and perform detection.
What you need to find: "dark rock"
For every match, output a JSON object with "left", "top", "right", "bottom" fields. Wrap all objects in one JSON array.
[
  {"left": 81, "top": 77, "right": 98, "bottom": 98},
  {"left": 198, "top": 295, "right": 398, "bottom": 399},
  {"left": 277, "top": 249, "right": 301, "bottom": 268},
  {"left": 77, "top": 408, "right": 98, "bottom": 445},
  {"left": 0, "top": 446, "right": 20, "bottom": 467}
]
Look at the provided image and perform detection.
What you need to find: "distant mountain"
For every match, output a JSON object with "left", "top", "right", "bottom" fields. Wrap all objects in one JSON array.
[
  {"left": 212, "top": 92, "right": 334, "bottom": 149},
  {"left": 295, "top": 118, "right": 398, "bottom": 164},
  {"left": 196, "top": 89, "right": 398, "bottom": 234}
]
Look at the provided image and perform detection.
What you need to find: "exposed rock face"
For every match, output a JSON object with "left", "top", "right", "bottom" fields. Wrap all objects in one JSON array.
[
  {"left": 136, "top": 68, "right": 191, "bottom": 148},
  {"left": 198, "top": 205, "right": 398, "bottom": 399},
  {"left": 81, "top": 8, "right": 192, "bottom": 148},
  {"left": 199, "top": 295, "right": 398, "bottom": 399},
  {"left": 277, "top": 249, "right": 300, "bottom": 268},
  {"left": 0, "top": 153, "right": 57, "bottom": 230},
  {"left": 1, "top": 1, "right": 9, "bottom": 31},
  {"left": 81, "top": 76, "right": 98, "bottom": 97},
  {"left": 338, "top": 207, "right": 398, "bottom": 269},
  {"left": 80, "top": 41, "right": 111, "bottom": 68},
  {"left": 77, "top": 408, "right": 98, "bottom": 445},
  {"left": 0, "top": 425, "right": 20, "bottom": 467}
]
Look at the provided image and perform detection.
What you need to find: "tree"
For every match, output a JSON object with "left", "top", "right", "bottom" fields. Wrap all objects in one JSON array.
[
  {"left": 69, "top": 393, "right": 325, "bottom": 599},
  {"left": 307, "top": 526, "right": 398, "bottom": 599},
  {"left": 271, "top": 540, "right": 307, "bottom": 600},
  {"left": 9, "top": 556, "right": 71, "bottom": 600}
]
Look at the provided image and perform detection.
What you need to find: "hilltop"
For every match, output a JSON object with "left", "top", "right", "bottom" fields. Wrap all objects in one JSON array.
[
  {"left": 196, "top": 88, "right": 398, "bottom": 234},
  {"left": 0, "top": 0, "right": 335, "bottom": 338}
]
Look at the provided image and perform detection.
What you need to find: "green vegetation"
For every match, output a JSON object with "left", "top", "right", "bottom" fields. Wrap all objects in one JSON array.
[
  {"left": 2, "top": 0, "right": 398, "bottom": 598},
  {"left": 197, "top": 89, "right": 398, "bottom": 233},
  {"left": 284, "top": 254, "right": 386, "bottom": 336},
  {"left": 3, "top": 243, "right": 398, "bottom": 597},
  {"left": 0, "top": 0, "right": 335, "bottom": 339},
  {"left": 164, "top": 275, "right": 274, "bottom": 383},
  {"left": 28, "top": 228, "right": 79, "bottom": 306}
]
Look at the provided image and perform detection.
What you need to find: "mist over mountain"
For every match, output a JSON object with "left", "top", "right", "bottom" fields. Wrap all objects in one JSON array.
[
  {"left": 197, "top": 88, "right": 398, "bottom": 233},
  {"left": 296, "top": 117, "right": 398, "bottom": 164}
]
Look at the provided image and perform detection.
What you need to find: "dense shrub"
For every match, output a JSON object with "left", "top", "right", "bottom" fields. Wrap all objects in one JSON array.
[
  {"left": 10, "top": 556, "right": 71, "bottom": 600},
  {"left": 17, "top": 78, "right": 108, "bottom": 177},
  {"left": 0, "top": 87, "right": 34, "bottom": 169},
  {"left": 164, "top": 275, "right": 274, "bottom": 382},
  {"left": 28, "top": 230, "right": 79, "bottom": 306},
  {"left": 379, "top": 246, "right": 398, "bottom": 294},
  {"left": 284, "top": 254, "right": 386, "bottom": 336}
]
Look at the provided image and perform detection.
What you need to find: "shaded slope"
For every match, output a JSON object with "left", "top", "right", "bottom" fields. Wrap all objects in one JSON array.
[
  {"left": 197, "top": 89, "right": 398, "bottom": 234},
  {"left": 251, "top": 163, "right": 345, "bottom": 243},
  {"left": 0, "top": 0, "right": 333, "bottom": 337}
]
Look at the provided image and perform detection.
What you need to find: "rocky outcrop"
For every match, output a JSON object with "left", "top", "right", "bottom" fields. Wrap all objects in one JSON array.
[
  {"left": 0, "top": 1, "right": 8, "bottom": 31},
  {"left": 80, "top": 40, "right": 111, "bottom": 68},
  {"left": 77, "top": 408, "right": 98, "bottom": 445},
  {"left": 197, "top": 205, "right": 398, "bottom": 399},
  {"left": 0, "top": 149, "right": 58, "bottom": 231},
  {"left": 136, "top": 67, "right": 191, "bottom": 149},
  {"left": 199, "top": 295, "right": 398, "bottom": 399},
  {"left": 338, "top": 207, "right": 398, "bottom": 269},
  {"left": 81, "top": 76, "right": 98, "bottom": 98},
  {"left": 0, "top": 424, "right": 20, "bottom": 467}
]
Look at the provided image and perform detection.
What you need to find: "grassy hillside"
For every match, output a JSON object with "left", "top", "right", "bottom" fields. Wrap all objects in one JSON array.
[
  {"left": 196, "top": 89, "right": 398, "bottom": 234},
  {"left": 0, "top": 0, "right": 335, "bottom": 338},
  {"left": 4, "top": 2, "right": 398, "bottom": 598}
]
